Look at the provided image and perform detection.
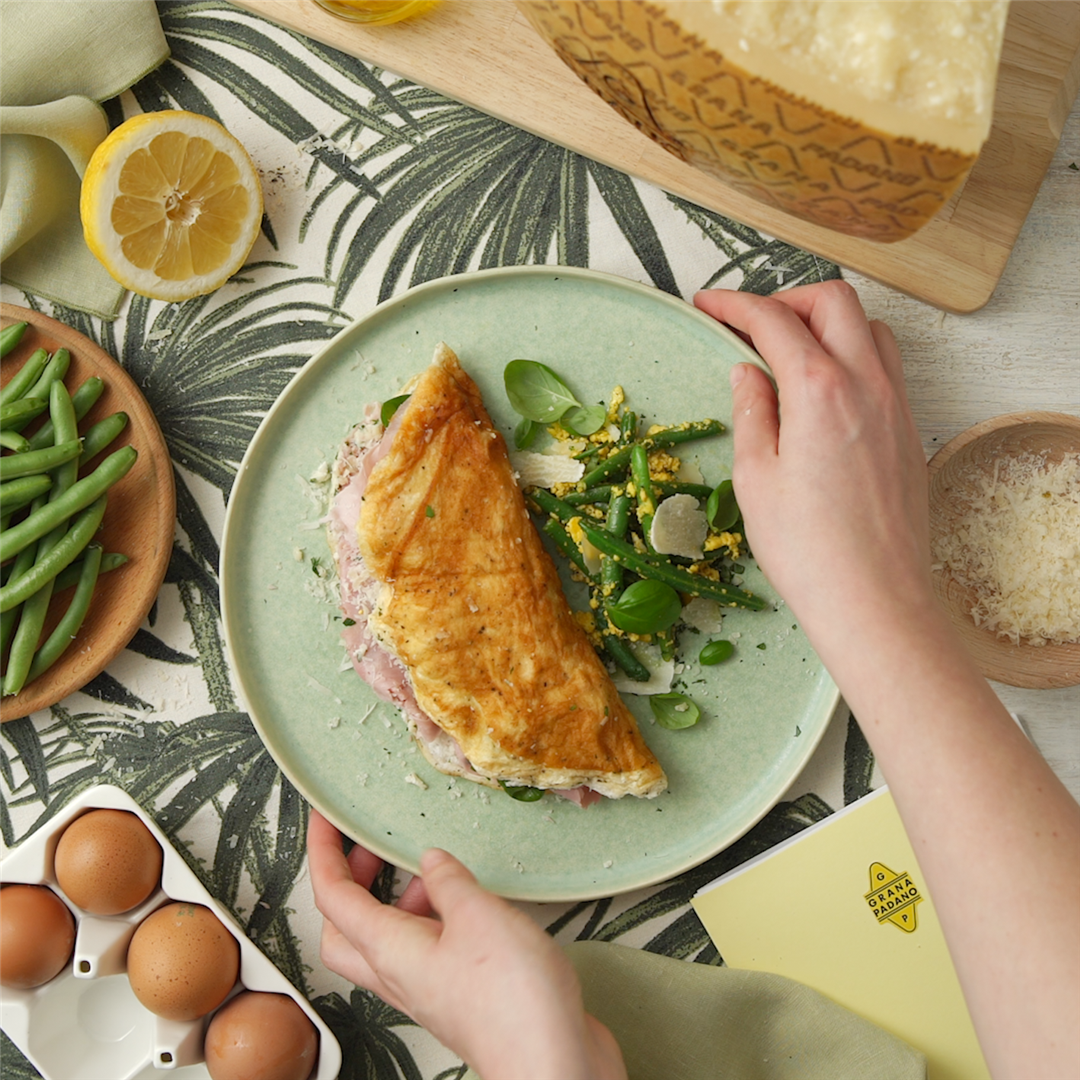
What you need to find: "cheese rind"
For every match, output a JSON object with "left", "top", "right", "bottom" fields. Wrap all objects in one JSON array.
[{"left": 518, "top": 0, "right": 1009, "bottom": 241}]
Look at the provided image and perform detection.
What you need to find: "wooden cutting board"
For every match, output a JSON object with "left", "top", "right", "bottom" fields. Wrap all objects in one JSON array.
[{"left": 231, "top": 0, "right": 1080, "bottom": 313}]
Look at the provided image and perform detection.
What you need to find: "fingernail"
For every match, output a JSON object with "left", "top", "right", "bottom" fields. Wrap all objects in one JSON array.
[{"left": 730, "top": 364, "right": 747, "bottom": 387}]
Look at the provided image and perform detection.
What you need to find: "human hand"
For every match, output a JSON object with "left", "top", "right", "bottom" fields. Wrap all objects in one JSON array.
[
  {"left": 694, "top": 282, "right": 938, "bottom": 672},
  {"left": 307, "top": 810, "right": 626, "bottom": 1080}
]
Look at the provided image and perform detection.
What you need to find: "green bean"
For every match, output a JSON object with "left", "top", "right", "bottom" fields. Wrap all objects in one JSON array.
[
  {"left": 579, "top": 521, "right": 768, "bottom": 610},
  {"left": 27, "top": 377, "right": 104, "bottom": 451},
  {"left": 0, "top": 446, "right": 134, "bottom": 564},
  {"left": 0, "top": 538, "right": 38, "bottom": 656},
  {"left": 661, "top": 482, "right": 717, "bottom": 503},
  {"left": 46, "top": 381, "right": 80, "bottom": 513},
  {"left": 0, "top": 439, "right": 82, "bottom": 481},
  {"left": 600, "top": 492, "right": 631, "bottom": 597},
  {"left": 25, "top": 349, "right": 70, "bottom": 402},
  {"left": 78, "top": 412, "right": 128, "bottom": 466},
  {"left": 0, "top": 348, "right": 47, "bottom": 405},
  {"left": 3, "top": 384, "right": 82, "bottom": 694},
  {"left": 0, "top": 495, "right": 46, "bottom": 662},
  {"left": 0, "top": 430, "right": 30, "bottom": 453},
  {"left": 0, "top": 396, "right": 47, "bottom": 430},
  {"left": 52, "top": 551, "right": 128, "bottom": 593},
  {"left": 591, "top": 595, "right": 651, "bottom": 682},
  {"left": 0, "top": 495, "right": 107, "bottom": 613},
  {"left": 4, "top": 565, "right": 55, "bottom": 694},
  {"left": 580, "top": 419, "right": 725, "bottom": 487},
  {"left": 25, "top": 544, "right": 104, "bottom": 684},
  {"left": 564, "top": 480, "right": 712, "bottom": 507},
  {"left": 656, "top": 626, "right": 677, "bottom": 662},
  {"left": 563, "top": 485, "right": 618, "bottom": 507},
  {"left": 0, "top": 322, "right": 28, "bottom": 360},
  {"left": 541, "top": 517, "right": 595, "bottom": 583},
  {"left": 0, "top": 474, "right": 52, "bottom": 515},
  {"left": 49, "top": 379, "right": 79, "bottom": 447},
  {"left": 630, "top": 444, "right": 658, "bottom": 551},
  {"left": 527, "top": 486, "right": 580, "bottom": 522}
]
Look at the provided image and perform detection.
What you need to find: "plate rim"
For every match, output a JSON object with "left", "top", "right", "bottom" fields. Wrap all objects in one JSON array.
[{"left": 220, "top": 265, "right": 839, "bottom": 900}]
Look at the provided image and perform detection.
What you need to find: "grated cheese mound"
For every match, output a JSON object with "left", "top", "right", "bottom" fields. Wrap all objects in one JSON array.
[{"left": 932, "top": 452, "right": 1080, "bottom": 645}]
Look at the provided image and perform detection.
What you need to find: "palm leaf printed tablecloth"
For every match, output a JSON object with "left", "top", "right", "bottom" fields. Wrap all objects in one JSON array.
[{"left": 0, "top": 4, "right": 873, "bottom": 1077}]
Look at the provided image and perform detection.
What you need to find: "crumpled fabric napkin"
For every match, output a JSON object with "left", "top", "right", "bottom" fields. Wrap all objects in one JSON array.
[
  {"left": 464, "top": 942, "right": 926, "bottom": 1080},
  {"left": 0, "top": 0, "right": 169, "bottom": 318}
]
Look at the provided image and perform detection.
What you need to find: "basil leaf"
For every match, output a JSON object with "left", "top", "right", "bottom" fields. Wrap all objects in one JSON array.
[
  {"left": 499, "top": 780, "right": 545, "bottom": 802},
  {"left": 514, "top": 416, "right": 538, "bottom": 450},
  {"left": 651, "top": 692, "right": 701, "bottom": 730},
  {"left": 706, "top": 479, "right": 740, "bottom": 531},
  {"left": 504, "top": 359, "right": 580, "bottom": 423},
  {"left": 699, "top": 639, "right": 734, "bottom": 665},
  {"left": 381, "top": 394, "right": 410, "bottom": 427},
  {"left": 606, "top": 579, "right": 682, "bottom": 635},
  {"left": 563, "top": 403, "right": 608, "bottom": 437}
]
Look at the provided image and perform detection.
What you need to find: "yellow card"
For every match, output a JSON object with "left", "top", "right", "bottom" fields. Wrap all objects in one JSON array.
[{"left": 692, "top": 787, "right": 988, "bottom": 1080}]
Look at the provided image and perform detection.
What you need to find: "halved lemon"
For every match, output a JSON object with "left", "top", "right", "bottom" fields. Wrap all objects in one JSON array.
[{"left": 81, "top": 110, "right": 263, "bottom": 302}]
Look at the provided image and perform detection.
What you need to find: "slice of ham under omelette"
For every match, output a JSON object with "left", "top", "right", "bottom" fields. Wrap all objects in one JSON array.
[{"left": 355, "top": 344, "right": 667, "bottom": 800}]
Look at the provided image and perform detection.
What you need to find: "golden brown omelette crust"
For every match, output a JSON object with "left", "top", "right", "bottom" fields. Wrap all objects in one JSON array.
[{"left": 357, "top": 345, "right": 666, "bottom": 796}]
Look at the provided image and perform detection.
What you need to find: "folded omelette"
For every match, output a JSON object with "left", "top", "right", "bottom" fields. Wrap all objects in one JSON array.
[{"left": 327, "top": 343, "right": 667, "bottom": 803}]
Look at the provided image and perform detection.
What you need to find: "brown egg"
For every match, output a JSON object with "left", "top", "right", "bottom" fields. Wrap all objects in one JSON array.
[
  {"left": 204, "top": 991, "right": 319, "bottom": 1080},
  {"left": 0, "top": 884, "right": 76, "bottom": 988},
  {"left": 54, "top": 808, "right": 163, "bottom": 914},
  {"left": 126, "top": 902, "right": 240, "bottom": 1021}
]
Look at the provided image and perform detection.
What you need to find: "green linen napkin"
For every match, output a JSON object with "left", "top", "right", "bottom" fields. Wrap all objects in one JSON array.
[
  {"left": 464, "top": 941, "right": 926, "bottom": 1080},
  {"left": 0, "top": 0, "right": 169, "bottom": 318}
]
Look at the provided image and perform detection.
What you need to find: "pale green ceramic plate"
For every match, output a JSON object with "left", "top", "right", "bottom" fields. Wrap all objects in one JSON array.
[{"left": 221, "top": 267, "right": 839, "bottom": 901}]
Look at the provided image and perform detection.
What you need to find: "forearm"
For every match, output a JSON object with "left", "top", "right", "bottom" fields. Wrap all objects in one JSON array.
[{"left": 811, "top": 599, "right": 1080, "bottom": 1080}]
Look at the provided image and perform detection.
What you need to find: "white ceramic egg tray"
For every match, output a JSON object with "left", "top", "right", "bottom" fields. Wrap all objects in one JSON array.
[{"left": 0, "top": 784, "right": 341, "bottom": 1080}]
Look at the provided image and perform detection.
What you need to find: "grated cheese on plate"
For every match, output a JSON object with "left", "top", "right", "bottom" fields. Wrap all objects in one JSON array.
[{"left": 932, "top": 452, "right": 1080, "bottom": 645}]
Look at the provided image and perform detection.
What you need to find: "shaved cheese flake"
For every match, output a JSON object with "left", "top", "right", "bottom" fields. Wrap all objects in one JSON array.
[
  {"left": 509, "top": 450, "right": 584, "bottom": 488},
  {"left": 682, "top": 597, "right": 725, "bottom": 634},
  {"left": 651, "top": 494, "right": 708, "bottom": 560},
  {"left": 932, "top": 452, "right": 1080, "bottom": 645},
  {"left": 610, "top": 643, "right": 675, "bottom": 695}
]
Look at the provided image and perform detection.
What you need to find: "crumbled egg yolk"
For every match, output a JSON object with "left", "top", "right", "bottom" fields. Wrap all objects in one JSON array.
[
  {"left": 646, "top": 449, "right": 682, "bottom": 480},
  {"left": 705, "top": 531, "right": 743, "bottom": 559}
]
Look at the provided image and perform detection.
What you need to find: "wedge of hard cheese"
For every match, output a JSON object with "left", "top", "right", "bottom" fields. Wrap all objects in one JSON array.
[{"left": 519, "top": 0, "right": 1009, "bottom": 241}]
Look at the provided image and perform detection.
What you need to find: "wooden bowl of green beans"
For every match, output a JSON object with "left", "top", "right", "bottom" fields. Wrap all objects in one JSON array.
[{"left": 0, "top": 304, "right": 175, "bottom": 719}]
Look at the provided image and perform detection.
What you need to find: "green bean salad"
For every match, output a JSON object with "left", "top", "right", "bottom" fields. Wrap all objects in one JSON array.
[{"left": 504, "top": 359, "right": 768, "bottom": 728}]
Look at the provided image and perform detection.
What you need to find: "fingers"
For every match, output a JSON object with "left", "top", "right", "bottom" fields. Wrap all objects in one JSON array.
[
  {"left": 398, "top": 872, "right": 434, "bottom": 916},
  {"left": 729, "top": 362, "right": 780, "bottom": 467},
  {"left": 346, "top": 841, "right": 385, "bottom": 891},
  {"left": 418, "top": 848, "right": 487, "bottom": 920},
  {"left": 694, "top": 288, "right": 821, "bottom": 374},
  {"left": 307, "top": 809, "right": 354, "bottom": 892},
  {"left": 308, "top": 810, "right": 422, "bottom": 954},
  {"left": 694, "top": 282, "right": 893, "bottom": 381},
  {"left": 869, "top": 319, "right": 908, "bottom": 402},
  {"left": 765, "top": 280, "right": 880, "bottom": 367}
]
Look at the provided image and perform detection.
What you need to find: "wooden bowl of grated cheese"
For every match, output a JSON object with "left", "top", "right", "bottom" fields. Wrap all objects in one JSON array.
[{"left": 928, "top": 412, "right": 1080, "bottom": 689}]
